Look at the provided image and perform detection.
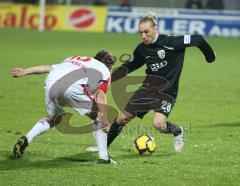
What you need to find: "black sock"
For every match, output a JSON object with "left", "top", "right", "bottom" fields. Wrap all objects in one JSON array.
[
  {"left": 162, "top": 121, "right": 181, "bottom": 136},
  {"left": 107, "top": 120, "right": 124, "bottom": 147}
]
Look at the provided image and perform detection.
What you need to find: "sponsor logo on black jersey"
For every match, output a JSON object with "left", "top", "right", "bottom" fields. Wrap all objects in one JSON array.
[{"left": 150, "top": 61, "right": 168, "bottom": 71}]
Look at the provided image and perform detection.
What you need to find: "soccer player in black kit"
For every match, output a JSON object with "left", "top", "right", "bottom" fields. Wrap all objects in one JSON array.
[{"left": 107, "top": 12, "right": 216, "bottom": 152}]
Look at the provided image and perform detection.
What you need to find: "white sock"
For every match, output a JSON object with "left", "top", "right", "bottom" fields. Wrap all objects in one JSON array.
[
  {"left": 26, "top": 118, "right": 50, "bottom": 143},
  {"left": 92, "top": 129, "right": 97, "bottom": 144},
  {"left": 93, "top": 120, "right": 108, "bottom": 160}
]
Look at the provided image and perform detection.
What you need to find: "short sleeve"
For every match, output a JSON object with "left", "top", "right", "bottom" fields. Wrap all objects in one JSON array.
[{"left": 97, "top": 77, "right": 111, "bottom": 93}]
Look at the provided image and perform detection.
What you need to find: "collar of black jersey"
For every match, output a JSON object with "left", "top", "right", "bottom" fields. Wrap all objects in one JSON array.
[{"left": 148, "top": 34, "right": 165, "bottom": 47}]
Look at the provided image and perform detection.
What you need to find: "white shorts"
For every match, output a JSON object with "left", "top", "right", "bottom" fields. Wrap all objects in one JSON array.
[{"left": 45, "top": 82, "right": 94, "bottom": 117}]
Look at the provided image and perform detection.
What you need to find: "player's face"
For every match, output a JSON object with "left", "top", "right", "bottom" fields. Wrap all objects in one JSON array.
[{"left": 139, "top": 21, "right": 157, "bottom": 44}]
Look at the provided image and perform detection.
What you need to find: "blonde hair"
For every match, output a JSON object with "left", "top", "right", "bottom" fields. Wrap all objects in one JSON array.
[{"left": 139, "top": 12, "right": 157, "bottom": 27}]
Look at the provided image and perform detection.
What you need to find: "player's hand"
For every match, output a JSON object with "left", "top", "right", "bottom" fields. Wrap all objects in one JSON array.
[
  {"left": 206, "top": 51, "right": 216, "bottom": 63},
  {"left": 12, "top": 68, "right": 25, "bottom": 78},
  {"left": 102, "top": 118, "right": 110, "bottom": 133}
]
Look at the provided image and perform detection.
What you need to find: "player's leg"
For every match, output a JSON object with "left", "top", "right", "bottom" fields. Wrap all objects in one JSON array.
[
  {"left": 151, "top": 93, "right": 184, "bottom": 152},
  {"left": 69, "top": 92, "right": 116, "bottom": 164},
  {"left": 24, "top": 97, "right": 64, "bottom": 141},
  {"left": 108, "top": 87, "right": 151, "bottom": 147},
  {"left": 86, "top": 110, "right": 134, "bottom": 153},
  {"left": 152, "top": 112, "right": 184, "bottom": 152},
  {"left": 152, "top": 112, "right": 181, "bottom": 135},
  {"left": 85, "top": 109, "right": 117, "bottom": 164},
  {"left": 107, "top": 111, "right": 134, "bottom": 147},
  {"left": 13, "top": 117, "right": 53, "bottom": 159},
  {"left": 92, "top": 119, "right": 116, "bottom": 164},
  {"left": 85, "top": 103, "right": 110, "bottom": 161},
  {"left": 13, "top": 94, "right": 64, "bottom": 158},
  {"left": 88, "top": 105, "right": 117, "bottom": 164}
]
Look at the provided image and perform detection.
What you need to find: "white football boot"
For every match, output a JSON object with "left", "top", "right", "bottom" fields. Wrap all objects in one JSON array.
[{"left": 174, "top": 127, "right": 184, "bottom": 152}]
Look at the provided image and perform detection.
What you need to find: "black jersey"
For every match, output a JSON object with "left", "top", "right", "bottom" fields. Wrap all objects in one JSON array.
[{"left": 112, "top": 34, "right": 215, "bottom": 99}]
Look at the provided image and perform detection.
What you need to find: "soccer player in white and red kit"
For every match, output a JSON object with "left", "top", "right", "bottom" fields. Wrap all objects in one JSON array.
[{"left": 12, "top": 50, "right": 116, "bottom": 164}]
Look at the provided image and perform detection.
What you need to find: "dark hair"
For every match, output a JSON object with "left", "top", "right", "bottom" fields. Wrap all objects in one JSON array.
[
  {"left": 139, "top": 12, "right": 157, "bottom": 27},
  {"left": 94, "top": 50, "right": 116, "bottom": 68}
]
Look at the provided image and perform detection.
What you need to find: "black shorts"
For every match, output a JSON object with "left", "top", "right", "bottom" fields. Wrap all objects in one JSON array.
[{"left": 125, "top": 87, "right": 175, "bottom": 119}]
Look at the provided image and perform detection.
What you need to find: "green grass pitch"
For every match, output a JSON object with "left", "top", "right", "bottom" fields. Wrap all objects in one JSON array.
[{"left": 0, "top": 29, "right": 239, "bottom": 185}]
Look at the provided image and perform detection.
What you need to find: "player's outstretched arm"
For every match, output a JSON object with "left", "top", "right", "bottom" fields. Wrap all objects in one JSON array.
[
  {"left": 95, "top": 89, "right": 109, "bottom": 132},
  {"left": 189, "top": 35, "right": 216, "bottom": 63},
  {"left": 12, "top": 65, "right": 53, "bottom": 78},
  {"left": 111, "top": 59, "right": 145, "bottom": 82}
]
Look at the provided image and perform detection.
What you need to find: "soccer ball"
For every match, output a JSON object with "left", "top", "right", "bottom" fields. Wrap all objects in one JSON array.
[{"left": 132, "top": 135, "right": 156, "bottom": 155}]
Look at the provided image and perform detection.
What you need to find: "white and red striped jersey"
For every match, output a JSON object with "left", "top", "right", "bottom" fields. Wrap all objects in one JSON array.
[{"left": 45, "top": 56, "right": 111, "bottom": 95}]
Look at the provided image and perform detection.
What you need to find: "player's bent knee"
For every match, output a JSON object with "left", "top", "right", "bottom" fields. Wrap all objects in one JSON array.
[
  {"left": 39, "top": 117, "right": 51, "bottom": 124},
  {"left": 152, "top": 120, "right": 167, "bottom": 131},
  {"left": 116, "top": 117, "right": 128, "bottom": 125},
  {"left": 116, "top": 112, "right": 134, "bottom": 125},
  {"left": 48, "top": 115, "right": 60, "bottom": 127}
]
